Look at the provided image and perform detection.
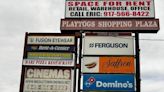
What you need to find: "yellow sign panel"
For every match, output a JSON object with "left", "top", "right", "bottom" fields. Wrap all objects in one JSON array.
[{"left": 27, "top": 52, "right": 73, "bottom": 60}]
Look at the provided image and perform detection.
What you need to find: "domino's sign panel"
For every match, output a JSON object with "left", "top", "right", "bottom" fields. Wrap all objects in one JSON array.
[{"left": 83, "top": 74, "right": 135, "bottom": 91}]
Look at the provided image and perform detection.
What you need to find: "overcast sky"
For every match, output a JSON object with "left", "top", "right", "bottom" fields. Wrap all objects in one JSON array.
[{"left": 0, "top": 0, "right": 164, "bottom": 92}]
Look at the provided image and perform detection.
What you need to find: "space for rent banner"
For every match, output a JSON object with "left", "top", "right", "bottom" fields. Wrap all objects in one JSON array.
[
  {"left": 82, "top": 36, "right": 134, "bottom": 55},
  {"left": 65, "top": 0, "right": 155, "bottom": 18},
  {"left": 23, "top": 67, "right": 74, "bottom": 92}
]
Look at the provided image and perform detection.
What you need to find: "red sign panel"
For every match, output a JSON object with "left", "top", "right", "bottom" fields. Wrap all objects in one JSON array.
[{"left": 61, "top": 19, "right": 159, "bottom": 33}]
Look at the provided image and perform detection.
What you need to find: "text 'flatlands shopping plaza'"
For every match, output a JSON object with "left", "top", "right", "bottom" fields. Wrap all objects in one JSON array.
[{"left": 19, "top": 0, "right": 160, "bottom": 92}]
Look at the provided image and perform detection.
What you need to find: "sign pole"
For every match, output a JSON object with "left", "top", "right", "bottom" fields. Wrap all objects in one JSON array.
[
  {"left": 135, "top": 32, "right": 141, "bottom": 92},
  {"left": 78, "top": 31, "right": 83, "bottom": 92}
]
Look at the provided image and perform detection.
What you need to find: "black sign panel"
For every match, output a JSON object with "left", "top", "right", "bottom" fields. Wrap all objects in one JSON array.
[{"left": 26, "top": 45, "right": 75, "bottom": 52}]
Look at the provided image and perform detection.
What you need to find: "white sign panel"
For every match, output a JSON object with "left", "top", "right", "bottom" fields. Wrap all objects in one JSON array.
[
  {"left": 23, "top": 59, "right": 75, "bottom": 66},
  {"left": 82, "top": 57, "right": 99, "bottom": 73},
  {"left": 27, "top": 36, "right": 75, "bottom": 45},
  {"left": 23, "top": 68, "right": 74, "bottom": 92},
  {"left": 82, "top": 36, "right": 134, "bottom": 55},
  {"left": 65, "top": 0, "right": 155, "bottom": 18}
]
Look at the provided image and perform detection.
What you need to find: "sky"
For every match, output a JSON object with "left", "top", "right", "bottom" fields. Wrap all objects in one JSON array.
[{"left": 0, "top": 0, "right": 164, "bottom": 92}]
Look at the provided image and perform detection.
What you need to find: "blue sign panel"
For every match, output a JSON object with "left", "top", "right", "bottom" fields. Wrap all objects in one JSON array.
[
  {"left": 26, "top": 45, "right": 75, "bottom": 52},
  {"left": 83, "top": 74, "right": 135, "bottom": 91}
]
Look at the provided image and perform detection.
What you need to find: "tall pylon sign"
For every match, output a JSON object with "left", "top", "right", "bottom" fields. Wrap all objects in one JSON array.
[
  {"left": 61, "top": 0, "right": 160, "bottom": 92},
  {"left": 19, "top": 0, "right": 160, "bottom": 92},
  {"left": 19, "top": 33, "right": 78, "bottom": 92}
]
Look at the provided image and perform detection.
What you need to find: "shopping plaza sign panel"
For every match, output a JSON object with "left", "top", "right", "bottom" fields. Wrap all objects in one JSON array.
[
  {"left": 65, "top": 0, "right": 155, "bottom": 18},
  {"left": 82, "top": 57, "right": 135, "bottom": 73},
  {"left": 23, "top": 67, "right": 74, "bottom": 92},
  {"left": 60, "top": 19, "right": 159, "bottom": 33},
  {"left": 83, "top": 74, "right": 135, "bottom": 91},
  {"left": 83, "top": 36, "right": 134, "bottom": 55}
]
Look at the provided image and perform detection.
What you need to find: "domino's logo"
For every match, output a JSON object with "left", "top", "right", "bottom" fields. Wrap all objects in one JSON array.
[{"left": 85, "top": 77, "right": 95, "bottom": 87}]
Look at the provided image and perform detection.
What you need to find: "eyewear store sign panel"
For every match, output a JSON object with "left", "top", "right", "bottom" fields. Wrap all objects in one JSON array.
[
  {"left": 83, "top": 36, "right": 134, "bottom": 55},
  {"left": 27, "top": 36, "right": 75, "bottom": 45},
  {"left": 82, "top": 57, "right": 135, "bottom": 73},
  {"left": 23, "top": 68, "right": 74, "bottom": 92},
  {"left": 83, "top": 74, "right": 135, "bottom": 91},
  {"left": 65, "top": 0, "right": 155, "bottom": 18}
]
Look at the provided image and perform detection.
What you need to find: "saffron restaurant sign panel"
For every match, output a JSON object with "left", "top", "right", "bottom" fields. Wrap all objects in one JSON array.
[
  {"left": 27, "top": 36, "right": 75, "bottom": 45},
  {"left": 83, "top": 74, "right": 135, "bottom": 91},
  {"left": 82, "top": 57, "right": 135, "bottom": 73},
  {"left": 82, "top": 36, "right": 134, "bottom": 55},
  {"left": 60, "top": 19, "right": 159, "bottom": 33},
  {"left": 22, "top": 67, "right": 74, "bottom": 92},
  {"left": 65, "top": 0, "right": 155, "bottom": 18}
]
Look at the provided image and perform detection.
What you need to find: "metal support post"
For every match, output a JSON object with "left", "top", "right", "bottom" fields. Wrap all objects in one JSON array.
[{"left": 135, "top": 32, "right": 141, "bottom": 92}]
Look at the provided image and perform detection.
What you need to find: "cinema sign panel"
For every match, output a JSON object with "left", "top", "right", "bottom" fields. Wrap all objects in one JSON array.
[
  {"left": 65, "top": 0, "right": 155, "bottom": 18},
  {"left": 83, "top": 36, "right": 134, "bottom": 55},
  {"left": 23, "top": 67, "right": 74, "bottom": 92},
  {"left": 61, "top": 19, "right": 159, "bottom": 33}
]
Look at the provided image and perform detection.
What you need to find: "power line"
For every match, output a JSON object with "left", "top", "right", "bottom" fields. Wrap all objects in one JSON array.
[
  {"left": 110, "top": 36, "right": 164, "bottom": 41},
  {"left": 139, "top": 39, "right": 164, "bottom": 41},
  {"left": 83, "top": 33, "right": 164, "bottom": 41}
]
